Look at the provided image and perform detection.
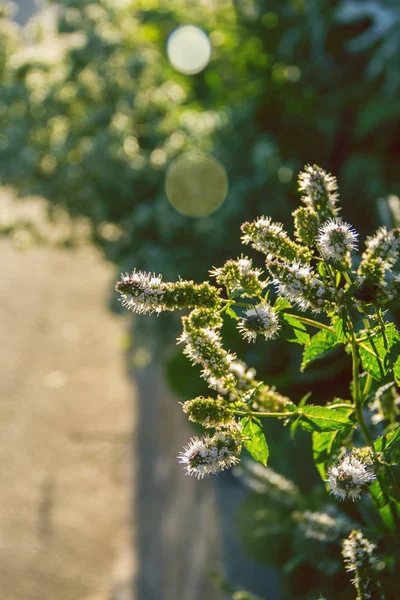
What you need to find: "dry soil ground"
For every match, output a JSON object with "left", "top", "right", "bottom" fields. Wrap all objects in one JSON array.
[{"left": 0, "top": 235, "right": 224, "bottom": 600}]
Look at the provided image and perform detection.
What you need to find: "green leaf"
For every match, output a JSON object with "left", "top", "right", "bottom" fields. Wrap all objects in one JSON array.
[
  {"left": 281, "top": 313, "right": 310, "bottom": 345},
  {"left": 375, "top": 428, "right": 400, "bottom": 463},
  {"left": 331, "top": 315, "right": 348, "bottom": 343},
  {"left": 230, "top": 288, "right": 247, "bottom": 300},
  {"left": 274, "top": 297, "right": 292, "bottom": 312},
  {"left": 359, "top": 323, "right": 400, "bottom": 381},
  {"left": 317, "top": 262, "right": 327, "bottom": 278},
  {"left": 301, "top": 329, "right": 341, "bottom": 371},
  {"left": 225, "top": 304, "right": 239, "bottom": 320},
  {"left": 312, "top": 429, "right": 345, "bottom": 479},
  {"left": 299, "top": 405, "right": 353, "bottom": 433},
  {"left": 394, "top": 355, "right": 400, "bottom": 386},
  {"left": 241, "top": 417, "right": 269, "bottom": 466}
]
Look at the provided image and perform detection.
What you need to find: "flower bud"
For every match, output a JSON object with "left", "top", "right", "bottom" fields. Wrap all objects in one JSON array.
[
  {"left": 182, "top": 396, "right": 233, "bottom": 428},
  {"left": 292, "top": 206, "right": 320, "bottom": 246}
]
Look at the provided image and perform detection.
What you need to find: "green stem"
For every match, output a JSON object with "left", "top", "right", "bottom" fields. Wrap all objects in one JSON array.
[
  {"left": 343, "top": 271, "right": 352, "bottom": 287},
  {"left": 363, "top": 373, "right": 373, "bottom": 398},
  {"left": 285, "top": 313, "right": 333, "bottom": 332},
  {"left": 350, "top": 330, "right": 374, "bottom": 447},
  {"left": 350, "top": 321, "right": 400, "bottom": 534},
  {"left": 233, "top": 410, "right": 296, "bottom": 418},
  {"left": 375, "top": 304, "right": 388, "bottom": 349},
  {"left": 326, "top": 403, "right": 355, "bottom": 410}
]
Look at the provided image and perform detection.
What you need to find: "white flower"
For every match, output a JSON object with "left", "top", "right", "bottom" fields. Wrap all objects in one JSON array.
[
  {"left": 342, "top": 530, "right": 382, "bottom": 600},
  {"left": 317, "top": 219, "right": 358, "bottom": 262},
  {"left": 178, "top": 428, "right": 242, "bottom": 478},
  {"left": 270, "top": 262, "right": 334, "bottom": 313},
  {"left": 363, "top": 226, "right": 400, "bottom": 269},
  {"left": 327, "top": 454, "right": 376, "bottom": 501},
  {"left": 117, "top": 269, "right": 167, "bottom": 314},
  {"left": 342, "top": 530, "right": 377, "bottom": 571},
  {"left": 292, "top": 506, "right": 354, "bottom": 542},
  {"left": 298, "top": 164, "right": 340, "bottom": 219},
  {"left": 235, "top": 460, "right": 300, "bottom": 506},
  {"left": 237, "top": 303, "right": 280, "bottom": 342}
]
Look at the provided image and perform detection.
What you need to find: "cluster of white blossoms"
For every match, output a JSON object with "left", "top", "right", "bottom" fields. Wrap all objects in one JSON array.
[
  {"left": 342, "top": 530, "right": 383, "bottom": 600},
  {"left": 117, "top": 270, "right": 167, "bottom": 314},
  {"left": 327, "top": 454, "right": 376, "bottom": 501},
  {"left": 362, "top": 226, "right": 400, "bottom": 269},
  {"left": 116, "top": 270, "right": 220, "bottom": 314},
  {"left": 237, "top": 303, "right": 280, "bottom": 343},
  {"left": 269, "top": 261, "right": 335, "bottom": 313},
  {"left": 292, "top": 506, "right": 354, "bottom": 543},
  {"left": 179, "top": 325, "right": 236, "bottom": 383},
  {"left": 317, "top": 219, "right": 358, "bottom": 263},
  {"left": 178, "top": 426, "right": 243, "bottom": 478},
  {"left": 298, "top": 164, "right": 340, "bottom": 221},
  {"left": 235, "top": 460, "right": 300, "bottom": 506},
  {"left": 241, "top": 216, "right": 311, "bottom": 263},
  {"left": 210, "top": 256, "right": 267, "bottom": 297},
  {"left": 207, "top": 359, "right": 256, "bottom": 399}
]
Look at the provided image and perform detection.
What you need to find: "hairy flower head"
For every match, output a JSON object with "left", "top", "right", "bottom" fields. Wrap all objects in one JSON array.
[
  {"left": 178, "top": 425, "right": 243, "bottom": 478},
  {"left": 342, "top": 530, "right": 384, "bottom": 600},
  {"left": 317, "top": 219, "right": 358, "bottom": 264},
  {"left": 237, "top": 303, "right": 280, "bottom": 343},
  {"left": 298, "top": 164, "right": 340, "bottom": 221},
  {"left": 241, "top": 216, "right": 311, "bottom": 263},
  {"left": 210, "top": 256, "right": 267, "bottom": 298},
  {"left": 327, "top": 454, "right": 376, "bottom": 501},
  {"left": 268, "top": 261, "right": 336, "bottom": 313}
]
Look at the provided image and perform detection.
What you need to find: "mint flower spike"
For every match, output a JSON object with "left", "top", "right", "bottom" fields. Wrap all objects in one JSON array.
[
  {"left": 182, "top": 396, "right": 233, "bottom": 428},
  {"left": 298, "top": 164, "right": 340, "bottom": 222},
  {"left": 267, "top": 261, "right": 336, "bottom": 313},
  {"left": 115, "top": 270, "right": 168, "bottom": 314},
  {"left": 237, "top": 302, "right": 280, "bottom": 343},
  {"left": 178, "top": 425, "right": 244, "bottom": 479},
  {"left": 292, "top": 205, "right": 320, "bottom": 246},
  {"left": 292, "top": 505, "right": 354, "bottom": 543},
  {"left": 210, "top": 256, "right": 267, "bottom": 298},
  {"left": 116, "top": 270, "right": 220, "bottom": 314},
  {"left": 241, "top": 216, "right": 311, "bottom": 263},
  {"left": 326, "top": 454, "right": 376, "bottom": 501},
  {"left": 361, "top": 226, "right": 400, "bottom": 270},
  {"left": 342, "top": 530, "right": 384, "bottom": 600},
  {"left": 317, "top": 218, "right": 358, "bottom": 264},
  {"left": 179, "top": 316, "right": 237, "bottom": 384}
]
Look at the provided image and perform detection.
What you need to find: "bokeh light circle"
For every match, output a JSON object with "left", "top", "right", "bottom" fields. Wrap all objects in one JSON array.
[
  {"left": 165, "top": 153, "right": 228, "bottom": 217},
  {"left": 167, "top": 26, "right": 212, "bottom": 75}
]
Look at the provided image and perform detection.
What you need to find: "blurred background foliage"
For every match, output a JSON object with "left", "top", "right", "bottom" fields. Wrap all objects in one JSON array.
[{"left": 1, "top": 1, "right": 400, "bottom": 597}]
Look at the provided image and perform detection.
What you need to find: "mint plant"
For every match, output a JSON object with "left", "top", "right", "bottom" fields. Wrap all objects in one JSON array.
[{"left": 116, "top": 165, "right": 400, "bottom": 598}]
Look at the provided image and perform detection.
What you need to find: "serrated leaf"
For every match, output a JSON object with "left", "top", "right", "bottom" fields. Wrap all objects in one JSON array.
[
  {"left": 359, "top": 323, "right": 400, "bottom": 381},
  {"left": 299, "top": 405, "right": 353, "bottom": 433},
  {"left": 312, "top": 429, "right": 345, "bottom": 479},
  {"left": 301, "top": 329, "right": 341, "bottom": 371},
  {"left": 241, "top": 417, "right": 269, "bottom": 466},
  {"left": 375, "top": 428, "right": 400, "bottom": 463},
  {"left": 274, "top": 297, "right": 292, "bottom": 312},
  {"left": 281, "top": 313, "right": 310, "bottom": 345},
  {"left": 225, "top": 305, "right": 239, "bottom": 320},
  {"left": 331, "top": 315, "right": 348, "bottom": 343}
]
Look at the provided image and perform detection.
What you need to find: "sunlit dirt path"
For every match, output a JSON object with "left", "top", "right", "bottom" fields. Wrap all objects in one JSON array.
[{"left": 0, "top": 238, "right": 135, "bottom": 600}]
